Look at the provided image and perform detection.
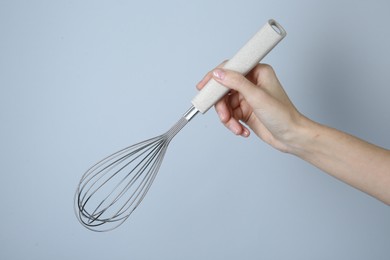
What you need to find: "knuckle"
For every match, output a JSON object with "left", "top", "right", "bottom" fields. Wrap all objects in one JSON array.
[
  {"left": 258, "top": 63, "right": 275, "bottom": 77},
  {"left": 235, "top": 74, "right": 247, "bottom": 89}
]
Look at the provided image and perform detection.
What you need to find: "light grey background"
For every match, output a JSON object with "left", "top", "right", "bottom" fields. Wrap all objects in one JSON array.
[{"left": 1, "top": 0, "right": 389, "bottom": 259}]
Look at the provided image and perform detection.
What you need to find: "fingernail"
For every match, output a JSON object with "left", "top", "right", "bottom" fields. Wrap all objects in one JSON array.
[
  {"left": 213, "top": 69, "right": 225, "bottom": 80},
  {"left": 242, "top": 129, "right": 250, "bottom": 137},
  {"left": 229, "top": 124, "right": 240, "bottom": 135},
  {"left": 218, "top": 111, "right": 226, "bottom": 122}
]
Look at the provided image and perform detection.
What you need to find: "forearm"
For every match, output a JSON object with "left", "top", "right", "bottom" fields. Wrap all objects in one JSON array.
[
  {"left": 289, "top": 117, "right": 390, "bottom": 205},
  {"left": 206, "top": 66, "right": 390, "bottom": 204}
]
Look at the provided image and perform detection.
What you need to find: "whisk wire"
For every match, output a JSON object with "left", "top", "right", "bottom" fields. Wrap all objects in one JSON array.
[
  {"left": 78, "top": 137, "right": 165, "bottom": 227},
  {"left": 75, "top": 114, "right": 192, "bottom": 231},
  {"left": 90, "top": 138, "right": 165, "bottom": 215},
  {"left": 100, "top": 138, "right": 167, "bottom": 221}
]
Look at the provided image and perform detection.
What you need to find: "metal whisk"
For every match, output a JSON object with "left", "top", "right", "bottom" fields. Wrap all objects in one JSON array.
[
  {"left": 75, "top": 19, "right": 286, "bottom": 232},
  {"left": 75, "top": 107, "right": 198, "bottom": 231}
]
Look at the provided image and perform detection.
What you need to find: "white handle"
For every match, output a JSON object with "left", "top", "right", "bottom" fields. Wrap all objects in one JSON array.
[{"left": 191, "top": 19, "right": 287, "bottom": 114}]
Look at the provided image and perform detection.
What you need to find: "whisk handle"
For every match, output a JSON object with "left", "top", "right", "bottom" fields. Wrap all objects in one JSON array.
[{"left": 191, "top": 19, "right": 286, "bottom": 114}]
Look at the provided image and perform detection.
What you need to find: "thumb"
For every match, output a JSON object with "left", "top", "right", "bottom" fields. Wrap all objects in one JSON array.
[{"left": 212, "top": 68, "right": 259, "bottom": 101}]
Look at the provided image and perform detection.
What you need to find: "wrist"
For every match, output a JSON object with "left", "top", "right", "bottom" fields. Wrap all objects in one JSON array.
[{"left": 283, "top": 115, "right": 321, "bottom": 157}]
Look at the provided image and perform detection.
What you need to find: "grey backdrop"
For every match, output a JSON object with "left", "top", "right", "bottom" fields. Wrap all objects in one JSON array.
[{"left": 1, "top": 0, "right": 389, "bottom": 259}]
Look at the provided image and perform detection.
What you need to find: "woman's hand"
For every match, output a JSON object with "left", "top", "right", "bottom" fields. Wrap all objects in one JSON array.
[
  {"left": 197, "top": 63, "right": 390, "bottom": 205},
  {"left": 196, "top": 63, "right": 304, "bottom": 153}
]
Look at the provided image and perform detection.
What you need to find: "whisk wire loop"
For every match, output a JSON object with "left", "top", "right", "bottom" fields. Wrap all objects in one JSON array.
[{"left": 75, "top": 115, "right": 191, "bottom": 231}]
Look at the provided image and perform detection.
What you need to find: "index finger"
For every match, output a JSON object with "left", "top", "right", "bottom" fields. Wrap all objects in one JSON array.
[{"left": 196, "top": 61, "right": 227, "bottom": 90}]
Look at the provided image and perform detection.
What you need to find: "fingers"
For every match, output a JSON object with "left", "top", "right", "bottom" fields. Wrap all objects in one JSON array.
[
  {"left": 195, "top": 62, "right": 258, "bottom": 138},
  {"left": 196, "top": 61, "right": 227, "bottom": 90},
  {"left": 212, "top": 68, "right": 260, "bottom": 102},
  {"left": 211, "top": 67, "right": 269, "bottom": 138},
  {"left": 196, "top": 70, "right": 213, "bottom": 91},
  {"left": 215, "top": 93, "right": 251, "bottom": 137},
  {"left": 214, "top": 96, "right": 230, "bottom": 123}
]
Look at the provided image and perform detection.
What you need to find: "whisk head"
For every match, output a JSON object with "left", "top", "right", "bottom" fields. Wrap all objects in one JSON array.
[{"left": 74, "top": 117, "right": 189, "bottom": 232}]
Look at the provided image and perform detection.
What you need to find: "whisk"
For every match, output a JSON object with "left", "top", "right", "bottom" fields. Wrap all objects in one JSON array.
[{"left": 75, "top": 19, "right": 286, "bottom": 232}]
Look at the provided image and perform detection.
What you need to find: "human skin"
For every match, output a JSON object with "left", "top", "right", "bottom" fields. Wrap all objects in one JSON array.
[{"left": 196, "top": 64, "right": 390, "bottom": 205}]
